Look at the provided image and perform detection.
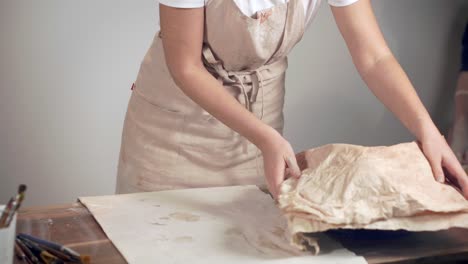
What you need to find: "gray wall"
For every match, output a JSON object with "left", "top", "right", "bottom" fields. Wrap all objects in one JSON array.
[
  {"left": 285, "top": 0, "right": 468, "bottom": 150},
  {"left": 1, "top": 0, "right": 467, "bottom": 206}
]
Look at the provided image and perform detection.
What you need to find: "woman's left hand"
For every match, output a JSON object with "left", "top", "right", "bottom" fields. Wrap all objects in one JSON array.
[{"left": 419, "top": 130, "right": 468, "bottom": 199}]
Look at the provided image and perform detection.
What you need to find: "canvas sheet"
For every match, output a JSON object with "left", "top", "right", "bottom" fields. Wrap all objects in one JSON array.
[{"left": 80, "top": 185, "right": 366, "bottom": 264}]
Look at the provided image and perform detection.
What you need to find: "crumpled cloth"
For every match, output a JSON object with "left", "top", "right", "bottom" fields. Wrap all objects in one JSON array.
[{"left": 278, "top": 142, "right": 468, "bottom": 251}]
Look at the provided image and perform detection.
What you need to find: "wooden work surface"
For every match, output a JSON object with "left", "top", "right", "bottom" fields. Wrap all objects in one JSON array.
[{"left": 14, "top": 202, "right": 468, "bottom": 264}]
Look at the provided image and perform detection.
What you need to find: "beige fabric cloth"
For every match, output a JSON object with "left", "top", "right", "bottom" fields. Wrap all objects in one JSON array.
[
  {"left": 278, "top": 142, "right": 468, "bottom": 251},
  {"left": 116, "top": 0, "right": 306, "bottom": 193}
]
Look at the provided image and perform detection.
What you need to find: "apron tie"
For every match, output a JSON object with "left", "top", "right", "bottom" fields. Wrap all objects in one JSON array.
[
  {"left": 232, "top": 69, "right": 265, "bottom": 118},
  {"left": 233, "top": 75, "right": 252, "bottom": 112},
  {"left": 253, "top": 69, "right": 265, "bottom": 120},
  {"left": 201, "top": 43, "right": 272, "bottom": 119},
  {"left": 231, "top": 71, "right": 265, "bottom": 154}
]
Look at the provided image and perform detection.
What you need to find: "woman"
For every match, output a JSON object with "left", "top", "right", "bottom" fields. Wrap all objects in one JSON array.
[{"left": 116, "top": 0, "right": 468, "bottom": 199}]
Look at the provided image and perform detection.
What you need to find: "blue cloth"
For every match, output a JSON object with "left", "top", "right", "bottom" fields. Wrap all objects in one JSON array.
[{"left": 462, "top": 23, "right": 468, "bottom": 71}]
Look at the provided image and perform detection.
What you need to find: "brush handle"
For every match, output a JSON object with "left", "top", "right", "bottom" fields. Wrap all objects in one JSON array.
[
  {"left": 14, "top": 240, "right": 26, "bottom": 260},
  {"left": 18, "top": 233, "right": 81, "bottom": 259},
  {"left": 5, "top": 194, "right": 24, "bottom": 226},
  {"left": 0, "top": 197, "right": 14, "bottom": 227},
  {"left": 16, "top": 238, "right": 40, "bottom": 264}
]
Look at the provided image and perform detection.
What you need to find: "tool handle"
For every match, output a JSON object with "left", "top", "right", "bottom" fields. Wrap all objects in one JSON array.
[
  {"left": 16, "top": 238, "right": 40, "bottom": 264},
  {"left": 19, "top": 233, "right": 81, "bottom": 259},
  {"left": 5, "top": 194, "right": 24, "bottom": 226},
  {"left": 14, "top": 240, "right": 26, "bottom": 260},
  {"left": 0, "top": 197, "right": 14, "bottom": 227}
]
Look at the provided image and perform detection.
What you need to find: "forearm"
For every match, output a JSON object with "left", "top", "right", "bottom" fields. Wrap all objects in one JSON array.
[
  {"left": 171, "top": 65, "right": 275, "bottom": 149},
  {"left": 451, "top": 72, "right": 468, "bottom": 162},
  {"left": 455, "top": 72, "right": 468, "bottom": 121},
  {"left": 358, "top": 54, "right": 440, "bottom": 141},
  {"left": 331, "top": 0, "right": 441, "bottom": 141}
]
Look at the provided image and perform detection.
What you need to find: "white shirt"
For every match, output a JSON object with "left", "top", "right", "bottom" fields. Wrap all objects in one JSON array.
[{"left": 158, "top": 0, "right": 360, "bottom": 29}]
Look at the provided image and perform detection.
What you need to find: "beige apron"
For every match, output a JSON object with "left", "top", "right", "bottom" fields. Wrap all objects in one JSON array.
[{"left": 116, "top": 0, "right": 306, "bottom": 194}]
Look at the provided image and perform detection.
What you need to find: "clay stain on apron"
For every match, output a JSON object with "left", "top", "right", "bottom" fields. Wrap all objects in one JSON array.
[
  {"left": 257, "top": 9, "right": 273, "bottom": 24},
  {"left": 168, "top": 212, "right": 200, "bottom": 222},
  {"left": 225, "top": 227, "right": 243, "bottom": 236},
  {"left": 173, "top": 236, "right": 194, "bottom": 243}
]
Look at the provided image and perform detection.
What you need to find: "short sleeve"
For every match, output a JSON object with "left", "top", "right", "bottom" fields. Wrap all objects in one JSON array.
[
  {"left": 328, "top": 0, "right": 360, "bottom": 7},
  {"left": 159, "top": 0, "right": 205, "bottom": 8}
]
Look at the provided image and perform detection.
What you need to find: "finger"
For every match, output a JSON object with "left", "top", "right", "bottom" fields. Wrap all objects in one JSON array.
[
  {"left": 442, "top": 154, "right": 468, "bottom": 198},
  {"left": 264, "top": 173, "right": 275, "bottom": 199},
  {"left": 284, "top": 167, "right": 299, "bottom": 179},
  {"left": 426, "top": 152, "right": 445, "bottom": 183},
  {"left": 266, "top": 159, "right": 286, "bottom": 200},
  {"left": 285, "top": 155, "right": 301, "bottom": 178}
]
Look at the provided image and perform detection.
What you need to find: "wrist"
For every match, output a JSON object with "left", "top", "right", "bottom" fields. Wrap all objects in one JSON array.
[
  {"left": 250, "top": 124, "right": 281, "bottom": 151},
  {"left": 413, "top": 117, "right": 441, "bottom": 143}
]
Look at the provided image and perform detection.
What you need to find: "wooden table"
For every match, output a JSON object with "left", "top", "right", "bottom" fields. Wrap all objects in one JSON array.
[
  {"left": 15, "top": 203, "right": 126, "bottom": 264},
  {"left": 14, "top": 203, "right": 468, "bottom": 264}
]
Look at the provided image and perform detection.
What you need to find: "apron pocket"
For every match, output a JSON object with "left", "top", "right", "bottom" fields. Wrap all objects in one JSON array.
[
  {"left": 178, "top": 110, "right": 250, "bottom": 171},
  {"left": 122, "top": 91, "right": 186, "bottom": 170}
]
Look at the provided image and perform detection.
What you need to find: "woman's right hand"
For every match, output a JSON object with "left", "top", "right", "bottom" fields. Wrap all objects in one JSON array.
[{"left": 257, "top": 127, "right": 301, "bottom": 199}]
